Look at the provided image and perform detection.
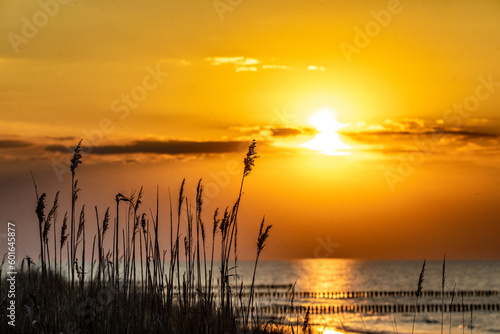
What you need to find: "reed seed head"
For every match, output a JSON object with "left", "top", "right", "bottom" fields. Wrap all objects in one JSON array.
[
  {"left": 115, "top": 193, "right": 128, "bottom": 203},
  {"left": 196, "top": 179, "right": 203, "bottom": 213},
  {"left": 243, "top": 139, "right": 259, "bottom": 177},
  {"left": 134, "top": 186, "right": 143, "bottom": 212},
  {"left": 102, "top": 208, "right": 110, "bottom": 238},
  {"left": 36, "top": 193, "right": 47, "bottom": 223},
  {"left": 140, "top": 213, "right": 147, "bottom": 234},
  {"left": 212, "top": 208, "right": 219, "bottom": 235},
  {"left": 70, "top": 139, "right": 83, "bottom": 176},
  {"left": 73, "top": 180, "right": 81, "bottom": 202},
  {"left": 42, "top": 218, "right": 51, "bottom": 243},
  {"left": 178, "top": 178, "right": 185, "bottom": 216},
  {"left": 77, "top": 205, "right": 85, "bottom": 241},
  {"left": 43, "top": 192, "right": 60, "bottom": 243},
  {"left": 417, "top": 260, "right": 426, "bottom": 297},
  {"left": 220, "top": 207, "right": 230, "bottom": 237},
  {"left": 257, "top": 217, "right": 272, "bottom": 255},
  {"left": 133, "top": 217, "right": 140, "bottom": 236},
  {"left": 46, "top": 191, "right": 60, "bottom": 224},
  {"left": 60, "top": 212, "right": 68, "bottom": 249}
]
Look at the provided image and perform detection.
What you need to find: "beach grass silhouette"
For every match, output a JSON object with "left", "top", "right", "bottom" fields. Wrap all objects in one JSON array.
[{"left": 0, "top": 140, "right": 286, "bottom": 334}]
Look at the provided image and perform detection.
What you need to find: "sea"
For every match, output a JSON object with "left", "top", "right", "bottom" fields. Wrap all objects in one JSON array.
[
  {"left": 58, "top": 258, "right": 500, "bottom": 333},
  {"left": 232, "top": 259, "right": 500, "bottom": 334}
]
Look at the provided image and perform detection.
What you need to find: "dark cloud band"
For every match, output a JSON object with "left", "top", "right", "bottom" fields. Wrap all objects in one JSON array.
[
  {"left": 0, "top": 140, "right": 32, "bottom": 149},
  {"left": 46, "top": 140, "right": 249, "bottom": 155}
]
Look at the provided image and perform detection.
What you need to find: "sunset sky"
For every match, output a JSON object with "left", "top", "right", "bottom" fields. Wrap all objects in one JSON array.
[{"left": 1, "top": 0, "right": 500, "bottom": 260}]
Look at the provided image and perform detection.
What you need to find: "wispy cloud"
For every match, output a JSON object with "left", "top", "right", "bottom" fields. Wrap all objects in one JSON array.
[
  {"left": 230, "top": 125, "right": 317, "bottom": 139},
  {"left": 206, "top": 57, "right": 259, "bottom": 66},
  {"left": 307, "top": 65, "right": 325, "bottom": 71},
  {"left": 270, "top": 127, "right": 303, "bottom": 137},
  {"left": 206, "top": 57, "right": 298, "bottom": 72},
  {"left": 262, "top": 64, "right": 292, "bottom": 70},
  {"left": 344, "top": 118, "right": 500, "bottom": 138},
  {"left": 0, "top": 139, "right": 32, "bottom": 148},
  {"left": 343, "top": 118, "right": 500, "bottom": 156},
  {"left": 206, "top": 56, "right": 261, "bottom": 73},
  {"left": 236, "top": 66, "right": 258, "bottom": 72}
]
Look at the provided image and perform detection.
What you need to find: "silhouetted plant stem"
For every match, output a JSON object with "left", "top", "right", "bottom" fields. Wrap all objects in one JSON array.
[
  {"left": 412, "top": 260, "right": 426, "bottom": 334},
  {"left": 442, "top": 255, "right": 446, "bottom": 334},
  {"left": 245, "top": 217, "right": 272, "bottom": 331}
]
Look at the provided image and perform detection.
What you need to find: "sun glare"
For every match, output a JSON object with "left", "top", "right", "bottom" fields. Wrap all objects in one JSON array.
[
  {"left": 301, "top": 107, "right": 351, "bottom": 155},
  {"left": 321, "top": 329, "right": 344, "bottom": 334}
]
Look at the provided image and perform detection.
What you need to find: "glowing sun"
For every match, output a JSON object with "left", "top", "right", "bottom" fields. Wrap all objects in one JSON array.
[{"left": 301, "top": 107, "right": 351, "bottom": 155}]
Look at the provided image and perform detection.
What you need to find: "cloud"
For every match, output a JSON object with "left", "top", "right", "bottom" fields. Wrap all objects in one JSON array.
[
  {"left": 438, "top": 129, "right": 498, "bottom": 138},
  {"left": 345, "top": 128, "right": 498, "bottom": 139},
  {"left": 238, "top": 58, "right": 260, "bottom": 66},
  {"left": 236, "top": 66, "right": 258, "bottom": 72},
  {"left": 206, "top": 57, "right": 261, "bottom": 73},
  {"left": 45, "top": 140, "right": 250, "bottom": 156},
  {"left": 43, "top": 136, "right": 77, "bottom": 141},
  {"left": 206, "top": 57, "right": 295, "bottom": 72},
  {"left": 206, "top": 57, "right": 259, "bottom": 66},
  {"left": 345, "top": 119, "right": 499, "bottom": 140},
  {"left": 271, "top": 128, "right": 304, "bottom": 137},
  {"left": 307, "top": 65, "right": 325, "bottom": 71},
  {"left": 230, "top": 125, "right": 316, "bottom": 139},
  {"left": 262, "top": 64, "right": 292, "bottom": 70},
  {"left": 0, "top": 139, "right": 32, "bottom": 148},
  {"left": 342, "top": 118, "right": 500, "bottom": 156}
]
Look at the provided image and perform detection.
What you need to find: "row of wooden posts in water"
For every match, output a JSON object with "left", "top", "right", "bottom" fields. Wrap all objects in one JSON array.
[
  {"left": 248, "top": 290, "right": 500, "bottom": 299},
  {"left": 251, "top": 303, "right": 500, "bottom": 315}
]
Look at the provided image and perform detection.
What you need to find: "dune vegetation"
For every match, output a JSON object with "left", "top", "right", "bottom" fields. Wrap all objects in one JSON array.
[{"left": 0, "top": 140, "right": 294, "bottom": 334}]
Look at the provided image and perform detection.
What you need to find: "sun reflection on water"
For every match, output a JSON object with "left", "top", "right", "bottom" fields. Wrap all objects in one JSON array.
[
  {"left": 244, "top": 259, "right": 500, "bottom": 334},
  {"left": 294, "top": 258, "right": 359, "bottom": 292},
  {"left": 320, "top": 329, "right": 344, "bottom": 334}
]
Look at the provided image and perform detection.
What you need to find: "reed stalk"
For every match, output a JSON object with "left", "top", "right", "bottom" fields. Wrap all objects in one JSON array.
[
  {"left": 442, "top": 255, "right": 446, "bottom": 334},
  {"left": 450, "top": 283, "right": 456, "bottom": 334},
  {"left": 70, "top": 139, "right": 82, "bottom": 291},
  {"left": 245, "top": 217, "right": 272, "bottom": 330},
  {"left": 412, "top": 260, "right": 426, "bottom": 334}
]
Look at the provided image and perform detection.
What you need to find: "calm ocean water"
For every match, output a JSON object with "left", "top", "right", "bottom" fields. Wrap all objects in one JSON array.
[
  {"left": 65, "top": 258, "right": 499, "bottom": 333},
  {"left": 233, "top": 259, "right": 500, "bottom": 334}
]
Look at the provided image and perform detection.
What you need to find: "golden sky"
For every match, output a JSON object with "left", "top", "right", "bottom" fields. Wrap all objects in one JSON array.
[{"left": 1, "top": 0, "right": 500, "bottom": 260}]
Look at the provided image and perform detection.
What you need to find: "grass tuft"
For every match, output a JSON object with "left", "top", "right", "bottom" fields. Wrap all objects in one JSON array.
[{"left": 1, "top": 140, "right": 281, "bottom": 334}]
